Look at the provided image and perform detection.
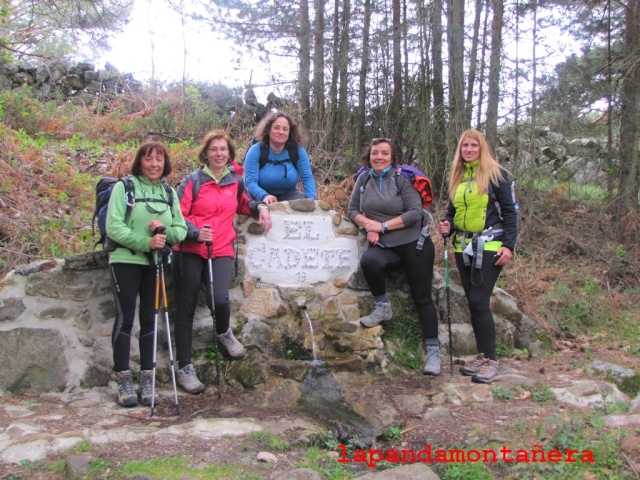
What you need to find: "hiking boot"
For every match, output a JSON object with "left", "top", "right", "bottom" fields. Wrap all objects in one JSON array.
[
  {"left": 219, "top": 329, "right": 245, "bottom": 359},
  {"left": 138, "top": 370, "right": 160, "bottom": 407},
  {"left": 359, "top": 301, "right": 393, "bottom": 328},
  {"left": 115, "top": 370, "right": 138, "bottom": 408},
  {"left": 423, "top": 345, "right": 441, "bottom": 376},
  {"left": 459, "top": 353, "right": 486, "bottom": 376},
  {"left": 177, "top": 364, "right": 205, "bottom": 394},
  {"left": 472, "top": 359, "right": 499, "bottom": 384}
]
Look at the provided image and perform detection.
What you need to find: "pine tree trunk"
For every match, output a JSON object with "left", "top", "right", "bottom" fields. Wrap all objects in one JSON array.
[
  {"left": 616, "top": 0, "right": 640, "bottom": 242},
  {"left": 485, "top": 0, "right": 503, "bottom": 152}
]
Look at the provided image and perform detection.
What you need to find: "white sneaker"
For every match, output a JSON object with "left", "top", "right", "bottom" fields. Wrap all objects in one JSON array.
[
  {"left": 219, "top": 329, "right": 245, "bottom": 359},
  {"left": 360, "top": 301, "right": 393, "bottom": 328}
]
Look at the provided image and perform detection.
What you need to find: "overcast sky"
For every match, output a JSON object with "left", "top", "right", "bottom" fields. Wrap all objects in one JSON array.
[{"left": 95, "top": 0, "right": 273, "bottom": 97}]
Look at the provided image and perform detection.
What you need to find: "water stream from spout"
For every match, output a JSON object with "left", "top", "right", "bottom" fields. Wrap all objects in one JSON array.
[{"left": 303, "top": 309, "right": 319, "bottom": 363}]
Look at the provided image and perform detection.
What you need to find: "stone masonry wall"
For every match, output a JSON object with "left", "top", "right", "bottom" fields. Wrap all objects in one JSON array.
[{"left": 0, "top": 200, "right": 541, "bottom": 394}]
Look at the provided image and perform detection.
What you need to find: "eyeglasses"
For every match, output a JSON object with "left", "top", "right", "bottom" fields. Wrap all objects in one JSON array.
[
  {"left": 207, "top": 147, "right": 229, "bottom": 153},
  {"left": 371, "top": 138, "right": 392, "bottom": 145}
]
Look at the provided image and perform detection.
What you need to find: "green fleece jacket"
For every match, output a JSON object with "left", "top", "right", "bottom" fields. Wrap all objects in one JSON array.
[{"left": 106, "top": 175, "right": 187, "bottom": 265}]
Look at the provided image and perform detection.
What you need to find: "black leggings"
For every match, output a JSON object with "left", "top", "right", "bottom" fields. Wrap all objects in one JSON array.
[
  {"left": 455, "top": 250, "right": 503, "bottom": 361},
  {"left": 110, "top": 263, "right": 157, "bottom": 372},
  {"left": 360, "top": 238, "right": 438, "bottom": 340},
  {"left": 172, "top": 252, "right": 232, "bottom": 369}
]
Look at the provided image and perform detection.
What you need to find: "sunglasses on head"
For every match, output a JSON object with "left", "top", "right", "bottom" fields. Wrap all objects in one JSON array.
[{"left": 371, "top": 137, "right": 393, "bottom": 145}]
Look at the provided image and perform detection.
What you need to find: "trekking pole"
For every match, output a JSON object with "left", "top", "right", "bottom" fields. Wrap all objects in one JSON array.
[
  {"left": 158, "top": 234, "right": 180, "bottom": 416},
  {"left": 150, "top": 226, "right": 163, "bottom": 417},
  {"left": 150, "top": 227, "right": 180, "bottom": 416},
  {"left": 443, "top": 235, "right": 454, "bottom": 376},
  {"left": 204, "top": 225, "right": 222, "bottom": 399}
]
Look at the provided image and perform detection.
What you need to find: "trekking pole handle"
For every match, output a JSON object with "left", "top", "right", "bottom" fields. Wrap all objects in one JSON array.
[
  {"left": 203, "top": 224, "right": 212, "bottom": 247},
  {"left": 153, "top": 226, "right": 167, "bottom": 236}
]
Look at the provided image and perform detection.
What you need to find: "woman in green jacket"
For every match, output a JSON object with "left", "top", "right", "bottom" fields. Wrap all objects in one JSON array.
[
  {"left": 438, "top": 130, "right": 517, "bottom": 384},
  {"left": 106, "top": 142, "right": 187, "bottom": 407}
]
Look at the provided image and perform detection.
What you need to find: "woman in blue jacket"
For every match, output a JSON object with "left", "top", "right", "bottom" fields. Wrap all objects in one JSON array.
[{"left": 244, "top": 111, "right": 316, "bottom": 204}]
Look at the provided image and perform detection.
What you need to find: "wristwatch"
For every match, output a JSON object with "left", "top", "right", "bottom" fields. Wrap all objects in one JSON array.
[{"left": 381, "top": 222, "right": 388, "bottom": 233}]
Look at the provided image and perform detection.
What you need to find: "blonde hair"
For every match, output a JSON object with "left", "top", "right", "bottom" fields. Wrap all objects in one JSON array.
[{"left": 448, "top": 129, "right": 505, "bottom": 199}]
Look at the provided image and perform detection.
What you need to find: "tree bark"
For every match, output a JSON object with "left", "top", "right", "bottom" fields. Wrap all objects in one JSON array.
[
  {"left": 466, "top": 0, "right": 484, "bottom": 126},
  {"left": 312, "top": 0, "right": 326, "bottom": 125},
  {"left": 432, "top": 0, "right": 448, "bottom": 193},
  {"left": 299, "top": 0, "right": 311, "bottom": 127},
  {"left": 391, "top": 0, "right": 404, "bottom": 160},
  {"left": 616, "top": 0, "right": 640, "bottom": 242},
  {"left": 356, "top": 0, "right": 372, "bottom": 159},
  {"left": 485, "top": 0, "right": 503, "bottom": 151},
  {"left": 447, "top": 0, "right": 466, "bottom": 147}
]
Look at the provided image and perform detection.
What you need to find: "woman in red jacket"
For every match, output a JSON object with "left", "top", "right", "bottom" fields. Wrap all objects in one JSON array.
[{"left": 172, "top": 130, "right": 272, "bottom": 394}]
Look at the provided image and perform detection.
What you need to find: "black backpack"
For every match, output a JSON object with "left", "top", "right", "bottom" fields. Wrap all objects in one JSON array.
[
  {"left": 258, "top": 143, "right": 299, "bottom": 173},
  {"left": 242, "top": 139, "right": 300, "bottom": 175},
  {"left": 488, "top": 180, "right": 522, "bottom": 230},
  {"left": 93, "top": 176, "right": 174, "bottom": 253}
]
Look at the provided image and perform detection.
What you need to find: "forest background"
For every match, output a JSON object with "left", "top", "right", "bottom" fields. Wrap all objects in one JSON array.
[{"left": 0, "top": 0, "right": 640, "bottom": 387}]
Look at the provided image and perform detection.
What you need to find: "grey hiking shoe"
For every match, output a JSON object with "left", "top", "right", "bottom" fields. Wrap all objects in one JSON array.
[
  {"left": 423, "top": 345, "right": 441, "bottom": 376},
  {"left": 472, "top": 359, "right": 499, "bottom": 384},
  {"left": 219, "top": 329, "right": 245, "bottom": 359},
  {"left": 115, "top": 370, "right": 137, "bottom": 407},
  {"left": 138, "top": 370, "right": 160, "bottom": 406},
  {"left": 459, "top": 353, "right": 486, "bottom": 376},
  {"left": 177, "top": 364, "right": 205, "bottom": 394},
  {"left": 360, "top": 301, "right": 393, "bottom": 328}
]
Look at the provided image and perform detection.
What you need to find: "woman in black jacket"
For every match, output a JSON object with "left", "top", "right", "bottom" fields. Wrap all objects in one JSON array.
[{"left": 438, "top": 129, "right": 518, "bottom": 384}]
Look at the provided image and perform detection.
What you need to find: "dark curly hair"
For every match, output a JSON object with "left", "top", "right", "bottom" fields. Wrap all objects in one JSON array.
[{"left": 254, "top": 111, "right": 306, "bottom": 148}]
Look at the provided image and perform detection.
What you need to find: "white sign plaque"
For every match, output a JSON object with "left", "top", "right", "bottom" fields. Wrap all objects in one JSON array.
[{"left": 246, "top": 214, "right": 359, "bottom": 285}]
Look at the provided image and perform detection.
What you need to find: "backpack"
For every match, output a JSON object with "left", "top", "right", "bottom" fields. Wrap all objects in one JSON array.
[
  {"left": 242, "top": 139, "right": 300, "bottom": 175},
  {"left": 178, "top": 168, "right": 245, "bottom": 278},
  {"left": 354, "top": 164, "right": 434, "bottom": 252},
  {"left": 258, "top": 143, "right": 299, "bottom": 172},
  {"left": 354, "top": 164, "right": 433, "bottom": 209},
  {"left": 184, "top": 168, "right": 244, "bottom": 205},
  {"left": 488, "top": 180, "right": 522, "bottom": 230},
  {"left": 93, "top": 176, "right": 174, "bottom": 253}
]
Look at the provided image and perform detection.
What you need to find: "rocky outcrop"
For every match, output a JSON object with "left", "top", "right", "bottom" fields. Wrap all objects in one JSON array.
[
  {"left": 0, "top": 60, "right": 142, "bottom": 105},
  {"left": 496, "top": 125, "right": 607, "bottom": 185}
]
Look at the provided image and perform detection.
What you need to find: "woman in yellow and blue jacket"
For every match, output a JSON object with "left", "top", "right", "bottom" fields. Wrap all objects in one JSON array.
[{"left": 438, "top": 129, "right": 518, "bottom": 384}]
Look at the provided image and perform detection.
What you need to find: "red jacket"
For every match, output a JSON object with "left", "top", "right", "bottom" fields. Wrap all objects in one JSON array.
[{"left": 174, "top": 169, "right": 258, "bottom": 259}]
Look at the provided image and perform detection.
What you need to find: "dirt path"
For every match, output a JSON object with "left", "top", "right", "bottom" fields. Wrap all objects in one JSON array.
[{"left": 1, "top": 339, "right": 638, "bottom": 479}]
